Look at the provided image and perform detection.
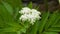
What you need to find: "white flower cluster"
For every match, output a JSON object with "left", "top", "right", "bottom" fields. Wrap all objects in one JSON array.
[{"left": 19, "top": 7, "right": 41, "bottom": 25}]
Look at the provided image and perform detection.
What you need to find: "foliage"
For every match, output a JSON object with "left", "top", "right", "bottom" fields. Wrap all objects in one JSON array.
[{"left": 0, "top": 0, "right": 60, "bottom": 34}]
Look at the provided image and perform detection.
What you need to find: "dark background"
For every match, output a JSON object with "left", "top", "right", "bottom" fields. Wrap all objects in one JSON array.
[{"left": 22, "top": 0, "right": 59, "bottom": 11}]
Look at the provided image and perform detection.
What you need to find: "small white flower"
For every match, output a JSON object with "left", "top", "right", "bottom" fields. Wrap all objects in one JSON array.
[
  {"left": 31, "top": 9, "right": 41, "bottom": 15},
  {"left": 19, "top": 7, "right": 31, "bottom": 14},
  {"left": 19, "top": 14, "right": 28, "bottom": 21},
  {"left": 22, "top": 7, "right": 30, "bottom": 10},
  {"left": 19, "top": 7, "right": 41, "bottom": 25},
  {"left": 30, "top": 19, "right": 35, "bottom": 25},
  {"left": 26, "top": 14, "right": 35, "bottom": 25}
]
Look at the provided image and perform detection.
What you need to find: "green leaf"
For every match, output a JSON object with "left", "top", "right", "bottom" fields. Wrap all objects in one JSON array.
[
  {"left": 45, "top": 11, "right": 58, "bottom": 30},
  {"left": 27, "top": 21, "right": 40, "bottom": 34},
  {"left": 35, "top": 5, "right": 40, "bottom": 10},
  {"left": 3, "top": 0, "right": 23, "bottom": 8},
  {"left": 0, "top": 27, "right": 20, "bottom": 32},
  {"left": 43, "top": 32, "right": 58, "bottom": 34},
  {"left": 51, "top": 16, "right": 60, "bottom": 27},
  {"left": 0, "top": 4, "right": 23, "bottom": 32},
  {"left": 13, "top": 7, "right": 20, "bottom": 19},
  {"left": 39, "top": 12, "right": 50, "bottom": 34},
  {"left": 0, "top": 32, "right": 17, "bottom": 34},
  {"left": 0, "top": 5, "right": 20, "bottom": 27},
  {"left": 17, "top": 31, "right": 21, "bottom": 34},
  {"left": 2, "top": 1, "right": 13, "bottom": 15},
  {"left": 47, "top": 27, "right": 60, "bottom": 32},
  {"left": 19, "top": 0, "right": 23, "bottom": 10},
  {"left": 28, "top": 2, "right": 32, "bottom": 9}
]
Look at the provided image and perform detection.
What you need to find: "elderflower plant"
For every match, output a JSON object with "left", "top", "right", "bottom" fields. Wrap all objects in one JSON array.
[{"left": 19, "top": 7, "right": 41, "bottom": 25}]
